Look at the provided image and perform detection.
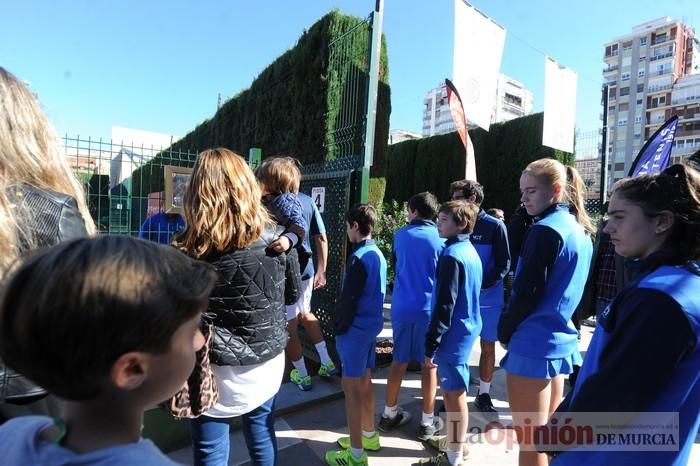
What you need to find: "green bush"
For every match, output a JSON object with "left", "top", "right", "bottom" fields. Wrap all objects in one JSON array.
[
  {"left": 373, "top": 200, "right": 407, "bottom": 288},
  {"left": 385, "top": 112, "right": 573, "bottom": 218},
  {"left": 368, "top": 177, "right": 386, "bottom": 207},
  {"left": 132, "top": 10, "right": 391, "bottom": 198}
]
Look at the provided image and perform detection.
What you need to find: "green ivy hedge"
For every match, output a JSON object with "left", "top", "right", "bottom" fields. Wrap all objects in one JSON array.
[
  {"left": 131, "top": 10, "right": 390, "bottom": 198},
  {"left": 385, "top": 112, "right": 574, "bottom": 218}
]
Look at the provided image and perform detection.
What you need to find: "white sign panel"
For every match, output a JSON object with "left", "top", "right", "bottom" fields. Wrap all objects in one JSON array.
[
  {"left": 452, "top": 0, "right": 506, "bottom": 132},
  {"left": 311, "top": 187, "right": 325, "bottom": 213},
  {"left": 543, "top": 57, "right": 577, "bottom": 153}
]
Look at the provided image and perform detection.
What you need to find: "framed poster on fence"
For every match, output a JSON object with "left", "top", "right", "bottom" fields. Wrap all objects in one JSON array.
[{"left": 164, "top": 165, "right": 193, "bottom": 214}]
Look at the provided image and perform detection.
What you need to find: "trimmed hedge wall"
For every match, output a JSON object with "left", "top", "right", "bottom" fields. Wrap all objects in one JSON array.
[
  {"left": 132, "top": 10, "right": 390, "bottom": 198},
  {"left": 385, "top": 113, "right": 574, "bottom": 218}
]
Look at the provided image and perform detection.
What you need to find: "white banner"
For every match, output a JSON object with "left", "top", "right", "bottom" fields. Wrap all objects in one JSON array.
[
  {"left": 543, "top": 57, "right": 577, "bottom": 153},
  {"left": 452, "top": 0, "right": 506, "bottom": 132}
]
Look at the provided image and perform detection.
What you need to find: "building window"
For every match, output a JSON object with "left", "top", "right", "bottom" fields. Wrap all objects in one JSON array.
[
  {"left": 635, "top": 115, "right": 643, "bottom": 124},
  {"left": 638, "top": 69, "right": 645, "bottom": 78},
  {"left": 636, "top": 98, "right": 643, "bottom": 106},
  {"left": 620, "top": 87, "right": 630, "bottom": 96},
  {"left": 621, "top": 72, "right": 631, "bottom": 81},
  {"left": 640, "top": 37, "right": 647, "bottom": 46},
  {"left": 617, "top": 118, "right": 627, "bottom": 126},
  {"left": 637, "top": 84, "right": 644, "bottom": 93},
  {"left": 623, "top": 41, "right": 633, "bottom": 51},
  {"left": 619, "top": 103, "right": 629, "bottom": 111}
]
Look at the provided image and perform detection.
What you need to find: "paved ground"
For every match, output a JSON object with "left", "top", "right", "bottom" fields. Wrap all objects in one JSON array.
[{"left": 168, "top": 316, "right": 700, "bottom": 465}]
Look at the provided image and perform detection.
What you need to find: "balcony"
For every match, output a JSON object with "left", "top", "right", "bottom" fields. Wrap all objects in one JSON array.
[
  {"left": 647, "top": 84, "right": 673, "bottom": 93},
  {"left": 651, "top": 69, "right": 672, "bottom": 77},
  {"left": 649, "top": 52, "right": 673, "bottom": 61},
  {"left": 671, "top": 95, "right": 700, "bottom": 105},
  {"left": 603, "top": 64, "right": 619, "bottom": 73},
  {"left": 652, "top": 35, "right": 675, "bottom": 45}
]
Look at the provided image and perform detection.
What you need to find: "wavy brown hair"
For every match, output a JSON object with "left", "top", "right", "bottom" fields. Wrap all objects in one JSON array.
[
  {"left": 522, "top": 158, "right": 595, "bottom": 234},
  {"left": 173, "top": 148, "right": 269, "bottom": 258}
]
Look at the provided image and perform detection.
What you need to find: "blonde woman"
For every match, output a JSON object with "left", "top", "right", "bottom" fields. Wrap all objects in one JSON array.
[
  {"left": 0, "top": 66, "right": 95, "bottom": 417},
  {"left": 497, "top": 158, "right": 594, "bottom": 466},
  {"left": 173, "top": 148, "right": 300, "bottom": 466}
]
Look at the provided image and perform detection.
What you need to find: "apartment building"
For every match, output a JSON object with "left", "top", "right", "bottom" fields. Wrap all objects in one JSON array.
[
  {"left": 422, "top": 74, "right": 533, "bottom": 137},
  {"left": 603, "top": 17, "right": 698, "bottom": 190}
]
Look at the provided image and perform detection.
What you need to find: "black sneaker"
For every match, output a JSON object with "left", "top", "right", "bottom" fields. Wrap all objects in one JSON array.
[
  {"left": 417, "top": 417, "right": 443, "bottom": 441},
  {"left": 473, "top": 392, "right": 497, "bottom": 413},
  {"left": 378, "top": 408, "right": 412, "bottom": 432}
]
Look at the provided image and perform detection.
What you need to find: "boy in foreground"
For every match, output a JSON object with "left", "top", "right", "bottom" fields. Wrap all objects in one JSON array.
[
  {"left": 421, "top": 201, "right": 483, "bottom": 466},
  {"left": 326, "top": 204, "right": 387, "bottom": 466},
  {"left": 0, "top": 236, "right": 217, "bottom": 465}
]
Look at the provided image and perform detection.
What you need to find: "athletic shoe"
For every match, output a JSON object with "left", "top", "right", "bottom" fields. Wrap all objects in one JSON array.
[
  {"left": 337, "top": 432, "right": 381, "bottom": 451},
  {"left": 290, "top": 369, "right": 312, "bottom": 391},
  {"left": 318, "top": 361, "right": 339, "bottom": 377},
  {"left": 417, "top": 417, "right": 443, "bottom": 441},
  {"left": 418, "top": 452, "right": 455, "bottom": 465},
  {"left": 377, "top": 407, "right": 412, "bottom": 432},
  {"left": 473, "top": 392, "right": 497, "bottom": 413},
  {"left": 426, "top": 435, "right": 470, "bottom": 456},
  {"left": 582, "top": 316, "right": 597, "bottom": 327},
  {"left": 324, "top": 448, "right": 368, "bottom": 466}
]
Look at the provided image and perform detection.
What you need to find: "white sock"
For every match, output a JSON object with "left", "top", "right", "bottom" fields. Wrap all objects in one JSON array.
[
  {"left": 479, "top": 380, "right": 491, "bottom": 395},
  {"left": 446, "top": 447, "right": 463, "bottom": 465},
  {"left": 292, "top": 358, "right": 308, "bottom": 378},
  {"left": 421, "top": 412, "right": 434, "bottom": 426},
  {"left": 383, "top": 404, "right": 398, "bottom": 419},
  {"left": 362, "top": 430, "right": 376, "bottom": 438},
  {"left": 350, "top": 447, "right": 364, "bottom": 459},
  {"left": 315, "top": 341, "right": 332, "bottom": 365}
]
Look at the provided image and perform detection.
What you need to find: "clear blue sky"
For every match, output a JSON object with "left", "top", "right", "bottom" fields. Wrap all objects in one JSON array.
[{"left": 1, "top": 0, "right": 697, "bottom": 142}]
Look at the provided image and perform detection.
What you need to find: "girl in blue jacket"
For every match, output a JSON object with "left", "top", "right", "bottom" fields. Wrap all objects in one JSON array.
[
  {"left": 548, "top": 163, "right": 700, "bottom": 466},
  {"left": 497, "top": 158, "right": 594, "bottom": 466}
]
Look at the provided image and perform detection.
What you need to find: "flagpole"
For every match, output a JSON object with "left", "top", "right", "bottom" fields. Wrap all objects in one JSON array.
[
  {"left": 599, "top": 84, "right": 609, "bottom": 205},
  {"left": 360, "top": 0, "right": 384, "bottom": 203}
]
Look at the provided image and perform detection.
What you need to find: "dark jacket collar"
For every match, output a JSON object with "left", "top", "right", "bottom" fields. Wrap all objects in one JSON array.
[
  {"left": 445, "top": 234, "right": 470, "bottom": 246},
  {"left": 355, "top": 239, "right": 376, "bottom": 249},
  {"left": 624, "top": 246, "right": 687, "bottom": 280},
  {"left": 533, "top": 203, "right": 569, "bottom": 222},
  {"left": 410, "top": 218, "right": 436, "bottom": 227}
]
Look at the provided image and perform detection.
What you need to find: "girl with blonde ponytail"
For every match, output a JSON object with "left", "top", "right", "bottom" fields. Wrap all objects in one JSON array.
[{"left": 497, "top": 158, "right": 593, "bottom": 466}]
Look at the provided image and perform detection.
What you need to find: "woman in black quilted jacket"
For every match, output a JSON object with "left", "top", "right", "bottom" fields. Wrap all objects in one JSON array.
[
  {"left": 173, "top": 148, "right": 300, "bottom": 466},
  {"left": 0, "top": 66, "right": 95, "bottom": 420}
]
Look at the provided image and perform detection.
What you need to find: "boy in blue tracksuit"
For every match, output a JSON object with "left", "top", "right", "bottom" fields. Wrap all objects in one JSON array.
[
  {"left": 420, "top": 201, "right": 483, "bottom": 466},
  {"left": 379, "top": 192, "right": 445, "bottom": 440},
  {"left": 326, "top": 204, "right": 386, "bottom": 466},
  {"left": 451, "top": 180, "right": 510, "bottom": 413}
]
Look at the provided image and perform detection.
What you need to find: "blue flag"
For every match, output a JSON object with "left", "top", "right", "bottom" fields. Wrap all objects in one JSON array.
[{"left": 628, "top": 116, "right": 678, "bottom": 177}]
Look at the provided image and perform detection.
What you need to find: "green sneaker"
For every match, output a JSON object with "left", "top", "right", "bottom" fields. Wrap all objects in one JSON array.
[
  {"left": 418, "top": 452, "right": 453, "bottom": 465},
  {"left": 426, "top": 435, "right": 470, "bottom": 456},
  {"left": 318, "top": 360, "right": 339, "bottom": 377},
  {"left": 324, "top": 448, "right": 368, "bottom": 465},
  {"left": 290, "top": 369, "right": 312, "bottom": 391},
  {"left": 337, "top": 432, "right": 381, "bottom": 451}
]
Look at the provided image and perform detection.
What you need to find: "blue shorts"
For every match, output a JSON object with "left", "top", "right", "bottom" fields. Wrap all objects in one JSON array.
[
  {"left": 500, "top": 350, "right": 582, "bottom": 379},
  {"left": 479, "top": 306, "right": 501, "bottom": 343},
  {"left": 336, "top": 333, "right": 376, "bottom": 377},
  {"left": 437, "top": 362, "right": 470, "bottom": 392},
  {"left": 392, "top": 321, "right": 428, "bottom": 364}
]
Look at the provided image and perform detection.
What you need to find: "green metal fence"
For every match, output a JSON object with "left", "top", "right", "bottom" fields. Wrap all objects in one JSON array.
[{"left": 66, "top": 13, "right": 377, "bottom": 363}]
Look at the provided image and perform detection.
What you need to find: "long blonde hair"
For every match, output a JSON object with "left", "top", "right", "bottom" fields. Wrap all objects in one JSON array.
[
  {"left": 0, "top": 67, "right": 95, "bottom": 273},
  {"left": 173, "top": 148, "right": 269, "bottom": 258},
  {"left": 523, "top": 158, "right": 595, "bottom": 234}
]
